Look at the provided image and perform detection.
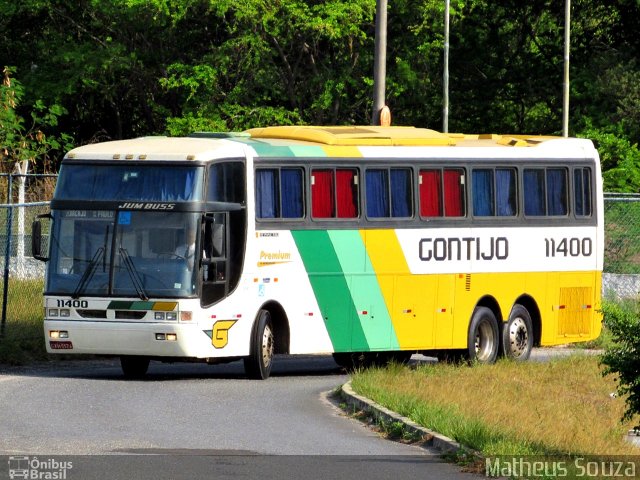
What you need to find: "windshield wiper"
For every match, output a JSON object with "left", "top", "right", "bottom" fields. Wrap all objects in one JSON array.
[
  {"left": 72, "top": 247, "right": 105, "bottom": 299},
  {"left": 118, "top": 247, "right": 148, "bottom": 301}
]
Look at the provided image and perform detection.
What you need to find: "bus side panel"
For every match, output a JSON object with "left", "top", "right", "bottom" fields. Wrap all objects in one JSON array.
[{"left": 291, "top": 230, "right": 364, "bottom": 352}]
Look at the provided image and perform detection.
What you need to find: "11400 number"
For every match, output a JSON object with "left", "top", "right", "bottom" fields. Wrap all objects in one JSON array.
[{"left": 545, "top": 237, "right": 592, "bottom": 257}]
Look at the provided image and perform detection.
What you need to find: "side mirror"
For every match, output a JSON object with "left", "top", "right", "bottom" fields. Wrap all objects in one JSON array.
[{"left": 32, "top": 214, "right": 51, "bottom": 262}]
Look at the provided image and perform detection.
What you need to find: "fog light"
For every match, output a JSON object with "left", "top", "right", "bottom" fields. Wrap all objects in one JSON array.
[
  {"left": 166, "top": 333, "right": 177, "bottom": 342},
  {"left": 50, "top": 330, "right": 60, "bottom": 339},
  {"left": 155, "top": 333, "right": 166, "bottom": 341},
  {"left": 154, "top": 312, "right": 165, "bottom": 321},
  {"left": 60, "top": 309, "right": 71, "bottom": 317},
  {"left": 48, "top": 308, "right": 59, "bottom": 317},
  {"left": 166, "top": 312, "right": 177, "bottom": 321},
  {"left": 59, "top": 331, "right": 69, "bottom": 338}
]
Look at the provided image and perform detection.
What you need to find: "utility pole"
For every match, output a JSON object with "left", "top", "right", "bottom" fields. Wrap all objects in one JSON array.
[
  {"left": 562, "top": 0, "right": 570, "bottom": 137},
  {"left": 443, "top": 0, "right": 450, "bottom": 133},
  {"left": 371, "top": 0, "right": 388, "bottom": 126}
]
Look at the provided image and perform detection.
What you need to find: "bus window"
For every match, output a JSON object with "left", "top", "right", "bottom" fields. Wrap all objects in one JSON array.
[
  {"left": 496, "top": 168, "right": 517, "bottom": 216},
  {"left": 472, "top": 168, "right": 517, "bottom": 217},
  {"left": 472, "top": 169, "right": 495, "bottom": 216},
  {"left": 574, "top": 167, "right": 592, "bottom": 217},
  {"left": 419, "top": 169, "right": 442, "bottom": 216},
  {"left": 311, "top": 168, "right": 358, "bottom": 219},
  {"left": 208, "top": 162, "right": 245, "bottom": 203},
  {"left": 420, "top": 168, "right": 465, "bottom": 218},
  {"left": 547, "top": 168, "right": 568, "bottom": 216},
  {"left": 524, "top": 169, "right": 546, "bottom": 216},
  {"left": 524, "top": 168, "right": 568, "bottom": 216},
  {"left": 256, "top": 167, "right": 304, "bottom": 219},
  {"left": 365, "top": 168, "right": 412, "bottom": 218},
  {"left": 444, "top": 169, "right": 465, "bottom": 217}
]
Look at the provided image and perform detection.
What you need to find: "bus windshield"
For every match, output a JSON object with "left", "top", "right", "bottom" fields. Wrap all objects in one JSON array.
[
  {"left": 54, "top": 164, "right": 204, "bottom": 201},
  {"left": 46, "top": 210, "right": 201, "bottom": 298}
]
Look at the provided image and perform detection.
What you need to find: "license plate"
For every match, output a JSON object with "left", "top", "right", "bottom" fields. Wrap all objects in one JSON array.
[{"left": 49, "top": 341, "right": 73, "bottom": 350}]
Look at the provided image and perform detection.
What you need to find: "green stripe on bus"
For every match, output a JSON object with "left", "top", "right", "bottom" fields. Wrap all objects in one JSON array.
[
  {"left": 289, "top": 146, "right": 327, "bottom": 157},
  {"left": 292, "top": 230, "right": 368, "bottom": 352},
  {"left": 328, "top": 230, "right": 400, "bottom": 351},
  {"left": 107, "top": 301, "right": 154, "bottom": 310}
]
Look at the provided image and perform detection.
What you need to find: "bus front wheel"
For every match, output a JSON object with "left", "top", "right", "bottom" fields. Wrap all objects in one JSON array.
[
  {"left": 467, "top": 307, "right": 499, "bottom": 364},
  {"left": 501, "top": 305, "right": 533, "bottom": 361},
  {"left": 120, "top": 355, "right": 150, "bottom": 379},
  {"left": 244, "top": 309, "right": 274, "bottom": 380}
]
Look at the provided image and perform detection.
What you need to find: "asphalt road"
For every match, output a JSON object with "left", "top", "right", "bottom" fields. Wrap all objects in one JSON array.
[{"left": 0, "top": 355, "right": 481, "bottom": 480}]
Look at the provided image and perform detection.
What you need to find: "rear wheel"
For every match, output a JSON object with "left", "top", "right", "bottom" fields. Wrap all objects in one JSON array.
[
  {"left": 467, "top": 307, "right": 499, "bottom": 364},
  {"left": 120, "top": 356, "right": 150, "bottom": 379},
  {"left": 244, "top": 310, "right": 274, "bottom": 380},
  {"left": 501, "top": 305, "right": 534, "bottom": 361}
]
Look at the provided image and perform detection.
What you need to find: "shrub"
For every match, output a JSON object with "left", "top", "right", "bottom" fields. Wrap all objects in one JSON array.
[{"left": 600, "top": 300, "right": 640, "bottom": 426}]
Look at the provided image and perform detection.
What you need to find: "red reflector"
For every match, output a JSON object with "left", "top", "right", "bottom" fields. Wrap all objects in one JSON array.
[
  {"left": 235, "top": 314, "right": 242, "bottom": 318},
  {"left": 361, "top": 311, "right": 368, "bottom": 315},
  {"left": 559, "top": 305, "right": 566, "bottom": 310},
  {"left": 50, "top": 341, "right": 73, "bottom": 350}
]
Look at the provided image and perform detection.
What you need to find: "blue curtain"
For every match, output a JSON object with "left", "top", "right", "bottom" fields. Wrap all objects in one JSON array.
[
  {"left": 524, "top": 169, "right": 545, "bottom": 216},
  {"left": 366, "top": 170, "right": 389, "bottom": 217},
  {"left": 390, "top": 169, "right": 411, "bottom": 217},
  {"left": 56, "top": 165, "right": 203, "bottom": 201},
  {"left": 472, "top": 169, "right": 494, "bottom": 216},
  {"left": 574, "top": 169, "right": 584, "bottom": 216},
  {"left": 496, "top": 169, "right": 516, "bottom": 216},
  {"left": 256, "top": 169, "right": 278, "bottom": 218},
  {"left": 574, "top": 168, "right": 591, "bottom": 216},
  {"left": 281, "top": 168, "right": 303, "bottom": 218},
  {"left": 547, "top": 169, "right": 567, "bottom": 216}
]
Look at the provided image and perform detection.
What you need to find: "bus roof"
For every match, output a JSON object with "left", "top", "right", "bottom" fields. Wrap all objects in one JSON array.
[{"left": 63, "top": 126, "right": 597, "bottom": 162}]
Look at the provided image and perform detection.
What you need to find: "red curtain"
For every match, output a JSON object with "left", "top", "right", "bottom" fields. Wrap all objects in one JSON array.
[
  {"left": 419, "top": 170, "right": 442, "bottom": 216},
  {"left": 336, "top": 169, "right": 357, "bottom": 218},
  {"left": 311, "top": 170, "right": 334, "bottom": 218},
  {"left": 444, "top": 169, "right": 464, "bottom": 216}
]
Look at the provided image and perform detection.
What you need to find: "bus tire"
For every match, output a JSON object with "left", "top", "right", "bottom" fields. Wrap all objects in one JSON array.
[
  {"left": 120, "top": 356, "right": 150, "bottom": 379},
  {"left": 467, "top": 307, "right": 499, "bottom": 364},
  {"left": 501, "top": 305, "right": 533, "bottom": 361},
  {"left": 244, "top": 309, "right": 274, "bottom": 380}
]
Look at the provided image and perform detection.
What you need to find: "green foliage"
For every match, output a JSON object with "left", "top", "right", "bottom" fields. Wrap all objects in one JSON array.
[
  {"left": 600, "top": 299, "right": 640, "bottom": 426},
  {"left": 578, "top": 121, "right": 640, "bottom": 193},
  {"left": 0, "top": 67, "right": 73, "bottom": 172}
]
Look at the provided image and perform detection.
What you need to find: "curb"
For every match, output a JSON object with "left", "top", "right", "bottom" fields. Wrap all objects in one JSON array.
[{"left": 339, "top": 380, "right": 480, "bottom": 459}]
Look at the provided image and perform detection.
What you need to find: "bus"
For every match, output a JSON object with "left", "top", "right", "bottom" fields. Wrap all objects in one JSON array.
[{"left": 32, "top": 126, "right": 603, "bottom": 379}]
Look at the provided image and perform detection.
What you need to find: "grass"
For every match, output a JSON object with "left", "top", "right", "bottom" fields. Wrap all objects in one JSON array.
[
  {"left": 350, "top": 355, "right": 637, "bottom": 457},
  {"left": 0, "top": 278, "right": 48, "bottom": 365}
]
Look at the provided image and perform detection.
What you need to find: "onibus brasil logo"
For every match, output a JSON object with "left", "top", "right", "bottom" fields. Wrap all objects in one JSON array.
[{"left": 8, "top": 456, "right": 73, "bottom": 479}]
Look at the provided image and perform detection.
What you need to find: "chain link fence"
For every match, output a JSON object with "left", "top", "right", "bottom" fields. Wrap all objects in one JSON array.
[
  {"left": 0, "top": 174, "right": 56, "bottom": 361},
  {"left": 602, "top": 192, "right": 640, "bottom": 300}
]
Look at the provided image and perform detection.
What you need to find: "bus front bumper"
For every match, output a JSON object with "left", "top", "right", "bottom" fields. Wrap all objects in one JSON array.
[{"left": 43, "top": 320, "right": 215, "bottom": 358}]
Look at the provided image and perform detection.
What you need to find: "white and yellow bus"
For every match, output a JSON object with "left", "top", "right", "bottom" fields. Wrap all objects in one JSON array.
[{"left": 32, "top": 126, "right": 603, "bottom": 379}]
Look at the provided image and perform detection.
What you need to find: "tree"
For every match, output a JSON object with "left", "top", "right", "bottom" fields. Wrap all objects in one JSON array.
[{"left": 0, "top": 67, "right": 72, "bottom": 174}]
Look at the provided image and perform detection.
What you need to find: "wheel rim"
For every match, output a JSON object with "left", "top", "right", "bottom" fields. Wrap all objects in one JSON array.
[
  {"left": 508, "top": 316, "right": 529, "bottom": 358},
  {"left": 261, "top": 323, "right": 274, "bottom": 368},
  {"left": 474, "top": 319, "right": 496, "bottom": 362}
]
